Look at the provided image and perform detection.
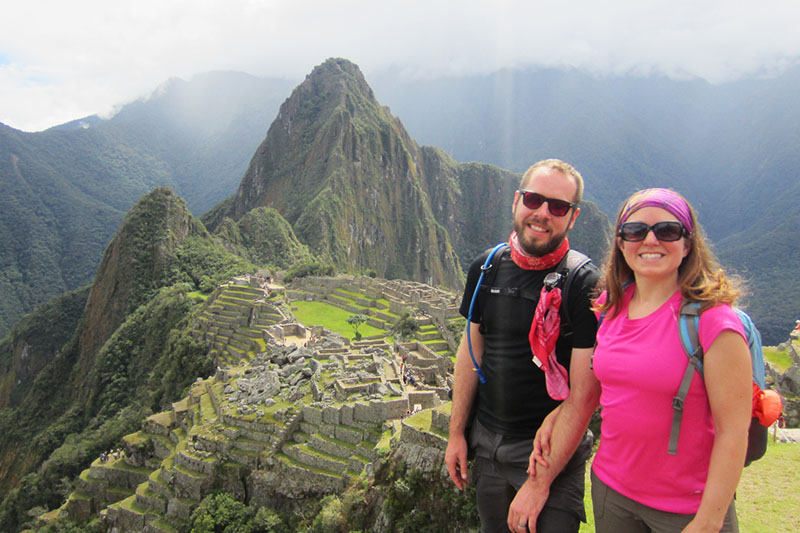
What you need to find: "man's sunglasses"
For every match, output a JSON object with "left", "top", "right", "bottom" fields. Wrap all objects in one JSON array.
[
  {"left": 618, "top": 221, "right": 690, "bottom": 242},
  {"left": 517, "top": 189, "right": 576, "bottom": 217}
]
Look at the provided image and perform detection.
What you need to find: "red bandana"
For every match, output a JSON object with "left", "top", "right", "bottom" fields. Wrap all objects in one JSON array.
[
  {"left": 508, "top": 231, "right": 571, "bottom": 400},
  {"left": 509, "top": 232, "right": 569, "bottom": 270}
]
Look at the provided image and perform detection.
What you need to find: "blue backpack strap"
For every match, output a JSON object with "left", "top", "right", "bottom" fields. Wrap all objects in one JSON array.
[
  {"left": 466, "top": 243, "right": 507, "bottom": 383},
  {"left": 735, "top": 308, "right": 765, "bottom": 389},
  {"left": 670, "top": 301, "right": 705, "bottom": 455}
]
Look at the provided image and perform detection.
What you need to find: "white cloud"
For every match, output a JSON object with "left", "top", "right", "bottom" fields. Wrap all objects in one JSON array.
[{"left": 2, "top": 0, "right": 800, "bottom": 131}]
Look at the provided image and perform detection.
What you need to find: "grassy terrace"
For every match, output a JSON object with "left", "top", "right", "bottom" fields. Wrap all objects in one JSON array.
[
  {"left": 117, "top": 494, "right": 149, "bottom": 513},
  {"left": 275, "top": 452, "right": 342, "bottom": 478},
  {"left": 764, "top": 345, "right": 795, "bottom": 372},
  {"left": 290, "top": 300, "right": 385, "bottom": 338},
  {"left": 375, "top": 297, "right": 392, "bottom": 308},
  {"left": 222, "top": 288, "right": 261, "bottom": 298},
  {"left": 333, "top": 288, "right": 369, "bottom": 299}
]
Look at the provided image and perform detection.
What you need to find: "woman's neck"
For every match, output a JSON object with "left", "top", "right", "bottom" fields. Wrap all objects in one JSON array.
[{"left": 628, "top": 275, "right": 680, "bottom": 319}]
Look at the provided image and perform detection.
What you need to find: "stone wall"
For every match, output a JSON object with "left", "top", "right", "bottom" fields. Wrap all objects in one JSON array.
[
  {"left": 407, "top": 390, "right": 439, "bottom": 411},
  {"left": 782, "top": 396, "right": 800, "bottom": 427},
  {"left": 353, "top": 398, "right": 409, "bottom": 422}
]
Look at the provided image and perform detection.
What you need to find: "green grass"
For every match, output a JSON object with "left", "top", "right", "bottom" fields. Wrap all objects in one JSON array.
[
  {"left": 764, "top": 345, "right": 794, "bottom": 372},
  {"left": 334, "top": 288, "right": 367, "bottom": 299},
  {"left": 579, "top": 441, "right": 800, "bottom": 532},
  {"left": 290, "top": 300, "right": 385, "bottom": 338},
  {"left": 737, "top": 441, "right": 800, "bottom": 532}
]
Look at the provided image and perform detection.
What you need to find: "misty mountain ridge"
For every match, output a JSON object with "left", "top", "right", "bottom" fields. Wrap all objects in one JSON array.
[
  {"left": 1, "top": 58, "right": 797, "bottom": 342},
  {"left": 0, "top": 72, "right": 294, "bottom": 337},
  {"left": 212, "top": 60, "right": 800, "bottom": 341}
]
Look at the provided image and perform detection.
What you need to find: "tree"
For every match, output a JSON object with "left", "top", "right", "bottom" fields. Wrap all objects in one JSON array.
[
  {"left": 346, "top": 314, "right": 369, "bottom": 340},
  {"left": 189, "top": 492, "right": 251, "bottom": 533},
  {"left": 393, "top": 313, "right": 419, "bottom": 341}
]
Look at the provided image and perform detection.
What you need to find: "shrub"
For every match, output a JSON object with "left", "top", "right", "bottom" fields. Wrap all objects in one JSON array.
[
  {"left": 393, "top": 313, "right": 419, "bottom": 340},
  {"left": 284, "top": 259, "right": 334, "bottom": 283}
]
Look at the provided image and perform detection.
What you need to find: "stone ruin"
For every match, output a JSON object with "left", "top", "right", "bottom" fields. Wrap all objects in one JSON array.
[{"left": 51, "top": 275, "right": 463, "bottom": 532}]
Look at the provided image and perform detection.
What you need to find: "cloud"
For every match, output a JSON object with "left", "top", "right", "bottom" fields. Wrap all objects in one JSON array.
[{"left": 2, "top": 0, "right": 800, "bottom": 131}]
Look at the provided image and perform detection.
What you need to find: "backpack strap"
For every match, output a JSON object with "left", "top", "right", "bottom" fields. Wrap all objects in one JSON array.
[
  {"left": 671, "top": 301, "right": 705, "bottom": 455},
  {"left": 555, "top": 250, "right": 592, "bottom": 336},
  {"left": 466, "top": 243, "right": 508, "bottom": 383}
]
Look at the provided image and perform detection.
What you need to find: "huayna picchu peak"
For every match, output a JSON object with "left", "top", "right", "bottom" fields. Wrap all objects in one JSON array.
[{"left": 217, "top": 58, "right": 466, "bottom": 290}]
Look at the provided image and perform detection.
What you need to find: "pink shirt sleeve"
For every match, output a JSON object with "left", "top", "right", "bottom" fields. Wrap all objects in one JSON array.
[{"left": 697, "top": 304, "right": 746, "bottom": 353}]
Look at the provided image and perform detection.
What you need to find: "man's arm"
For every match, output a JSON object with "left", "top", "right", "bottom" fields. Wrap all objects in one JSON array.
[
  {"left": 445, "top": 321, "right": 483, "bottom": 490},
  {"left": 507, "top": 346, "right": 601, "bottom": 532}
]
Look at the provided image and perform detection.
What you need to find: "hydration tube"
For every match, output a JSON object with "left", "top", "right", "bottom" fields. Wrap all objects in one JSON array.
[{"left": 466, "top": 243, "right": 507, "bottom": 384}]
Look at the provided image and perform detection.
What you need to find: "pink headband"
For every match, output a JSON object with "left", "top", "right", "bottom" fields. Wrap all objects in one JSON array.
[{"left": 619, "top": 188, "right": 693, "bottom": 234}]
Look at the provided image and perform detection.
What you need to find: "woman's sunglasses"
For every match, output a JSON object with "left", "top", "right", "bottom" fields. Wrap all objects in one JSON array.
[
  {"left": 517, "top": 189, "right": 576, "bottom": 217},
  {"left": 618, "top": 221, "right": 690, "bottom": 242}
]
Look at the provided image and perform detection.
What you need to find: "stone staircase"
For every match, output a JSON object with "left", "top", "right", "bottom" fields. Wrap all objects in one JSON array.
[{"left": 273, "top": 402, "right": 383, "bottom": 488}]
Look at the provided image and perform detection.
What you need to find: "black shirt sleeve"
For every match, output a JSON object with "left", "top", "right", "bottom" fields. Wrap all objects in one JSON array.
[{"left": 565, "top": 262, "right": 601, "bottom": 349}]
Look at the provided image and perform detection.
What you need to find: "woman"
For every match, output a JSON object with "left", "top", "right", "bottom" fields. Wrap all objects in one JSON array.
[{"left": 530, "top": 188, "right": 752, "bottom": 532}]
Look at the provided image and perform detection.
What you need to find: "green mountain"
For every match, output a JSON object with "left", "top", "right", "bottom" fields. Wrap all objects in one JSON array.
[
  {"left": 212, "top": 206, "right": 313, "bottom": 269},
  {"left": 215, "top": 58, "right": 465, "bottom": 289},
  {"left": 0, "top": 187, "right": 266, "bottom": 528}
]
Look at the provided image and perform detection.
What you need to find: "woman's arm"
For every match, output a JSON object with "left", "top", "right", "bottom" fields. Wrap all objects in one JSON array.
[
  {"left": 507, "top": 346, "right": 601, "bottom": 531},
  {"left": 683, "top": 329, "right": 751, "bottom": 532}
]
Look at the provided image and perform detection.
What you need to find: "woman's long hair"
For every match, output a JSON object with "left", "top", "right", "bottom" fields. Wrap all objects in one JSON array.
[{"left": 595, "top": 190, "right": 742, "bottom": 318}]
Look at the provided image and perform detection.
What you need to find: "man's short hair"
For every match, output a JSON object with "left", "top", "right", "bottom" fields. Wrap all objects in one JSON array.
[{"left": 519, "top": 159, "right": 584, "bottom": 203}]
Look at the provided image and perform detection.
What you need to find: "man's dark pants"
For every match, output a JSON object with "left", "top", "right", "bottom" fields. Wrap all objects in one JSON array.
[{"left": 470, "top": 418, "right": 592, "bottom": 533}]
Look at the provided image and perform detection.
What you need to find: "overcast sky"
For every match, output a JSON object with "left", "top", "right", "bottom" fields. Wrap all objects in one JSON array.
[{"left": 3, "top": 0, "right": 800, "bottom": 132}]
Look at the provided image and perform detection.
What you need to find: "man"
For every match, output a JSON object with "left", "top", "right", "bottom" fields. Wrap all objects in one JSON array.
[{"left": 445, "top": 159, "right": 599, "bottom": 533}]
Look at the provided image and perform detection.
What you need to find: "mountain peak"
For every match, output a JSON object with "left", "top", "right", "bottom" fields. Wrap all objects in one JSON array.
[
  {"left": 223, "top": 59, "right": 463, "bottom": 289},
  {"left": 77, "top": 187, "right": 207, "bottom": 358},
  {"left": 304, "top": 57, "right": 373, "bottom": 95},
  {"left": 273, "top": 57, "right": 379, "bottom": 135}
]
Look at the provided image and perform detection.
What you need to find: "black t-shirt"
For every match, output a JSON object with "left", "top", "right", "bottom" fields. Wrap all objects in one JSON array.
[{"left": 459, "top": 247, "right": 600, "bottom": 439}]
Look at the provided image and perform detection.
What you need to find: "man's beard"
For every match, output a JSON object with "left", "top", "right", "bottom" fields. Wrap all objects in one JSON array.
[{"left": 514, "top": 218, "right": 568, "bottom": 257}]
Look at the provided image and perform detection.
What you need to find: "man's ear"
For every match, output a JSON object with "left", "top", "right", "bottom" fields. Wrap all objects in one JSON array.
[
  {"left": 512, "top": 190, "right": 520, "bottom": 215},
  {"left": 567, "top": 207, "right": 581, "bottom": 231}
]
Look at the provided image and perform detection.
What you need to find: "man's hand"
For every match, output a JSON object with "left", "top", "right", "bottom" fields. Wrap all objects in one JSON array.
[
  {"left": 445, "top": 433, "right": 469, "bottom": 490},
  {"left": 507, "top": 477, "right": 549, "bottom": 532}
]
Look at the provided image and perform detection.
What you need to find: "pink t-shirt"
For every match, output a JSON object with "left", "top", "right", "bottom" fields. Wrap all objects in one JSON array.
[{"left": 591, "top": 286, "right": 745, "bottom": 513}]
